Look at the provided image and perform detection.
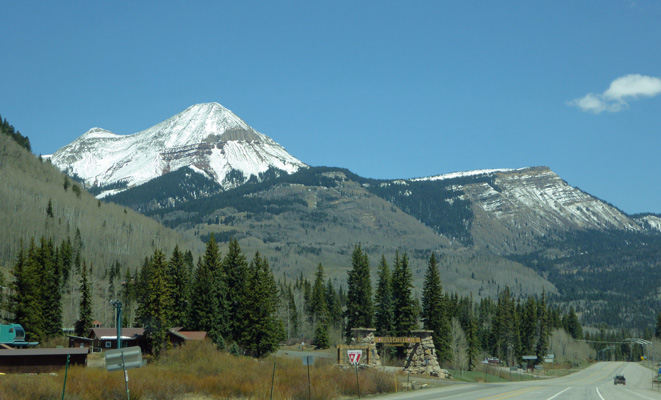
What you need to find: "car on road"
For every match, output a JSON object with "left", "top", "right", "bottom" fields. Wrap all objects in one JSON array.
[{"left": 614, "top": 375, "right": 626, "bottom": 385}]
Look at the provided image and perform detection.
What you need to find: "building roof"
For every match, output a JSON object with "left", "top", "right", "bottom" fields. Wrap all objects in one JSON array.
[
  {"left": 168, "top": 330, "right": 207, "bottom": 341},
  {"left": 0, "top": 348, "right": 89, "bottom": 356},
  {"left": 178, "top": 331, "right": 207, "bottom": 340},
  {"left": 89, "top": 328, "right": 144, "bottom": 340}
]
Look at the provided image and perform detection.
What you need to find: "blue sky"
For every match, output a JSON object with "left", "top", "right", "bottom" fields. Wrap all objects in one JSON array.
[{"left": 2, "top": 1, "right": 660, "bottom": 214}]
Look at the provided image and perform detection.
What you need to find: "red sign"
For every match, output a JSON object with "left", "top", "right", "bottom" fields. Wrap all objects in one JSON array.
[{"left": 347, "top": 350, "right": 362, "bottom": 365}]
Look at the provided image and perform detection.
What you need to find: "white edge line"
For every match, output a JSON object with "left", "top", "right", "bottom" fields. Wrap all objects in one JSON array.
[
  {"left": 547, "top": 387, "right": 572, "bottom": 400},
  {"left": 596, "top": 387, "right": 605, "bottom": 400}
]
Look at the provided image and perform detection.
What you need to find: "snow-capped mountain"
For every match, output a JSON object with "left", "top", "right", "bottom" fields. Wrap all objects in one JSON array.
[
  {"left": 49, "top": 103, "right": 307, "bottom": 197},
  {"left": 431, "top": 167, "right": 637, "bottom": 230},
  {"left": 412, "top": 166, "right": 644, "bottom": 252}
]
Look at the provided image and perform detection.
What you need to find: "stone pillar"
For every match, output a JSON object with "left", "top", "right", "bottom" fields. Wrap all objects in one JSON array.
[
  {"left": 404, "top": 330, "right": 446, "bottom": 377},
  {"left": 348, "top": 328, "right": 380, "bottom": 366}
]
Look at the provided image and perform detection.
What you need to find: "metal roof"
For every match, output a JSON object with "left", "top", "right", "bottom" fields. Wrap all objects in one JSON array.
[{"left": 0, "top": 348, "right": 89, "bottom": 356}]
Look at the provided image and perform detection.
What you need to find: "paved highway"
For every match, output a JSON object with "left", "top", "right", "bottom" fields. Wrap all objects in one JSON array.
[{"left": 373, "top": 362, "right": 661, "bottom": 400}]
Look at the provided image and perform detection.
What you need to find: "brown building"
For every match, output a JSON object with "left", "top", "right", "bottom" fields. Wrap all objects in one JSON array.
[
  {"left": 0, "top": 348, "right": 89, "bottom": 373},
  {"left": 167, "top": 328, "right": 207, "bottom": 347},
  {"left": 69, "top": 328, "right": 145, "bottom": 351}
]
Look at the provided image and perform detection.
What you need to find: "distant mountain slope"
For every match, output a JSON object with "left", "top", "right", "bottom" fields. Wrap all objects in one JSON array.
[
  {"left": 112, "top": 167, "right": 554, "bottom": 299},
  {"left": 49, "top": 103, "right": 307, "bottom": 197},
  {"left": 411, "top": 167, "right": 642, "bottom": 254},
  {"left": 106, "top": 164, "right": 661, "bottom": 332},
  {"left": 0, "top": 133, "right": 203, "bottom": 272}
]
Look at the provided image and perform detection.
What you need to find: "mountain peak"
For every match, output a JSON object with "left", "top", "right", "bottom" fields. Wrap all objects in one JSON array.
[
  {"left": 80, "top": 127, "right": 119, "bottom": 140},
  {"left": 152, "top": 102, "right": 263, "bottom": 147},
  {"left": 50, "top": 102, "right": 307, "bottom": 196}
]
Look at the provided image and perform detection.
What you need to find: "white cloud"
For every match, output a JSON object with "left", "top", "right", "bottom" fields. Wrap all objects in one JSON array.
[{"left": 568, "top": 74, "right": 661, "bottom": 114}]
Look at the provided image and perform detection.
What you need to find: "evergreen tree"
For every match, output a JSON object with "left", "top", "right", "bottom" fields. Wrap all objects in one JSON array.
[
  {"left": 310, "top": 264, "right": 328, "bottom": 325},
  {"left": 46, "top": 199, "right": 54, "bottom": 218},
  {"left": 9, "top": 241, "right": 43, "bottom": 341},
  {"left": 134, "top": 256, "right": 153, "bottom": 327},
  {"left": 140, "top": 249, "right": 172, "bottom": 355},
  {"left": 536, "top": 290, "right": 550, "bottom": 362},
  {"left": 58, "top": 238, "right": 73, "bottom": 285},
  {"left": 313, "top": 323, "right": 330, "bottom": 349},
  {"left": 188, "top": 235, "right": 226, "bottom": 345},
  {"left": 391, "top": 252, "right": 416, "bottom": 336},
  {"left": 519, "top": 296, "right": 537, "bottom": 356},
  {"left": 121, "top": 268, "right": 134, "bottom": 327},
  {"left": 40, "top": 238, "right": 62, "bottom": 336},
  {"left": 655, "top": 313, "right": 661, "bottom": 339},
  {"left": 222, "top": 238, "right": 248, "bottom": 343},
  {"left": 325, "top": 278, "right": 342, "bottom": 330},
  {"left": 344, "top": 244, "right": 373, "bottom": 341},
  {"left": 75, "top": 261, "right": 93, "bottom": 337},
  {"left": 287, "top": 285, "right": 299, "bottom": 337},
  {"left": 465, "top": 294, "right": 479, "bottom": 371},
  {"left": 564, "top": 306, "right": 583, "bottom": 340},
  {"left": 374, "top": 255, "right": 394, "bottom": 337},
  {"left": 240, "top": 252, "right": 284, "bottom": 357},
  {"left": 490, "top": 287, "right": 520, "bottom": 365},
  {"left": 167, "top": 246, "right": 190, "bottom": 328},
  {"left": 421, "top": 253, "right": 451, "bottom": 362}
]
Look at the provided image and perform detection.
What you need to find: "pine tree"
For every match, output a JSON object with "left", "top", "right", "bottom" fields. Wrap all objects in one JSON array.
[
  {"left": 536, "top": 290, "right": 550, "bottom": 362},
  {"left": 421, "top": 253, "right": 451, "bottom": 362},
  {"left": 141, "top": 249, "right": 172, "bottom": 354},
  {"left": 519, "top": 296, "right": 537, "bottom": 356},
  {"left": 240, "top": 252, "right": 285, "bottom": 357},
  {"left": 490, "top": 287, "right": 520, "bottom": 364},
  {"left": 121, "top": 268, "right": 134, "bottom": 327},
  {"left": 325, "top": 278, "right": 342, "bottom": 330},
  {"left": 374, "top": 255, "right": 394, "bottom": 337},
  {"left": 75, "top": 262, "right": 93, "bottom": 337},
  {"left": 564, "top": 306, "right": 583, "bottom": 340},
  {"left": 310, "top": 264, "right": 328, "bottom": 325},
  {"left": 46, "top": 199, "right": 54, "bottom": 218},
  {"left": 287, "top": 285, "right": 299, "bottom": 337},
  {"left": 168, "top": 246, "right": 190, "bottom": 328},
  {"left": 391, "top": 252, "right": 416, "bottom": 336},
  {"left": 9, "top": 241, "right": 44, "bottom": 341},
  {"left": 222, "top": 238, "right": 248, "bottom": 343},
  {"left": 465, "top": 294, "right": 479, "bottom": 371},
  {"left": 134, "top": 256, "right": 153, "bottom": 327},
  {"left": 313, "top": 323, "right": 330, "bottom": 349},
  {"left": 188, "top": 234, "right": 227, "bottom": 345},
  {"left": 344, "top": 244, "right": 373, "bottom": 341},
  {"left": 41, "top": 238, "right": 62, "bottom": 336},
  {"left": 58, "top": 238, "right": 73, "bottom": 285}
]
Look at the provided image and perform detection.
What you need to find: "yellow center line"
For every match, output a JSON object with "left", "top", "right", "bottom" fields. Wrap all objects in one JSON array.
[{"left": 476, "top": 386, "right": 544, "bottom": 400}]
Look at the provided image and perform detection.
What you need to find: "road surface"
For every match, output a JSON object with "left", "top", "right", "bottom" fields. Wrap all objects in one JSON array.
[{"left": 372, "top": 362, "right": 661, "bottom": 400}]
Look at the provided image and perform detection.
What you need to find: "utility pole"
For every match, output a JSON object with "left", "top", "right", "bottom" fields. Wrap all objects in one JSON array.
[{"left": 111, "top": 300, "right": 123, "bottom": 349}]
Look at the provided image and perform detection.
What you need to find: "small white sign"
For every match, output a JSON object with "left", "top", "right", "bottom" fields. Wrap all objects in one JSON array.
[{"left": 348, "top": 350, "right": 362, "bottom": 365}]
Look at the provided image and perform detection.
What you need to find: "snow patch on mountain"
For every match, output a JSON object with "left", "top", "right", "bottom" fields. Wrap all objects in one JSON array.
[
  {"left": 49, "top": 103, "right": 307, "bottom": 197},
  {"left": 635, "top": 215, "right": 661, "bottom": 232},
  {"left": 454, "top": 167, "right": 640, "bottom": 234},
  {"left": 412, "top": 168, "right": 518, "bottom": 182}
]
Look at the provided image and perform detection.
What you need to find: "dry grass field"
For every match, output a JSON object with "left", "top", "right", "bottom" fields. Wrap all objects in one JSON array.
[{"left": 0, "top": 340, "right": 397, "bottom": 399}]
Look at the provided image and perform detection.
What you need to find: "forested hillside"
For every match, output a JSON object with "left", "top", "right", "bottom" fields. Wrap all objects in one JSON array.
[
  {"left": 509, "top": 229, "right": 661, "bottom": 331},
  {"left": 1, "top": 113, "right": 31, "bottom": 152},
  {"left": 122, "top": 167, "right": 553, "bottom": 301},
  {"left": 104, "top": 163, "right": 661, "bottom": 333},
  {"left": 0, "top": 132, "right": 204, "bottom": 279}
]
